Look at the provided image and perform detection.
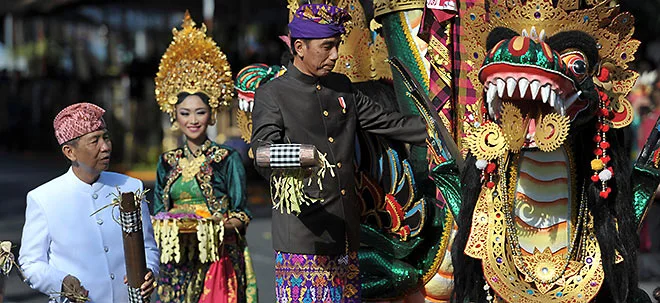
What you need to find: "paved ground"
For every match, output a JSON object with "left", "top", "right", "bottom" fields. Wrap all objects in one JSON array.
[{"left": 0, "top": 151, "right": 658, "bottom": 302}]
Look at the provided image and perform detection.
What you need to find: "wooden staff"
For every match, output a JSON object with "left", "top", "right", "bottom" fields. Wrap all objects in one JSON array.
[{"left": 119, "top": 192, "right": 148, "bottom": 303}]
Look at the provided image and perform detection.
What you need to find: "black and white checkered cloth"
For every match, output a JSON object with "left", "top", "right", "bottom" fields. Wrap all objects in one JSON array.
[
  {"left": 127, "top": 285, "right": 148, "bottom": 303},
  {"left": 120, "top": 210, "right": 142, "bottom": 234},
  {"left": 270, "top": 144, "right": 301, "bottom": 168}
]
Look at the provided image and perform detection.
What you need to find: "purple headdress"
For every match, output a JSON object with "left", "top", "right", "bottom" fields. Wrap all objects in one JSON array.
[{"left": 288, "top": 4, "right": 352, "bottom": 39}]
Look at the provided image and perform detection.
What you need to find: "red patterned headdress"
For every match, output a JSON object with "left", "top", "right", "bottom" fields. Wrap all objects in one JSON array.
[{"left": 53, "top": 102, "right": 106, "bottom": 145}]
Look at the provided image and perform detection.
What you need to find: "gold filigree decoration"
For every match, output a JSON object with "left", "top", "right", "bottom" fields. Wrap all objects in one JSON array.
[
  {"left": 179, "top": 154, "right": 205, "bottom": 182},
  {"left": 466, "top": 122, "right": 508, "bottom": 161},
  {"left": 155, "top": 11, "right": 233, "bottom": 121},
  {"left": 516, "top": 248, "right": 584, "bottom": 294},
  {"left": 501, "top": 102, "right": 527, "bottom": 152},
  {"left": 373, "top": 0, "right": 426, "bottom": 18},
  {"left": 461, "top": 0, "right": 640, "bottom": 141},
  {"left": 597, "top": 65, "right": 637, "bottom": 128},
  {"left": 469, "top": 155, "right": 605, "bottom": 302},
  {"left": 465, "top": 185, "right": 499, "bottom": 259},
  {"left": 235, "top": 108, "right": 252, "bottom": 144},
  {"left": 159, "top": 141, "right": 229, "bottom": 213},
  {"left": 534, "top": 113, "right": 570, "bottom": 152},
  {"left": 287, "top": 0, "right": 393, "bottom": 82}
]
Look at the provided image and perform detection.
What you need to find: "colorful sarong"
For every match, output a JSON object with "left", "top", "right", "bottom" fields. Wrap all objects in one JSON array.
[
  {"left": 155, "top": 234, "right": 257, "bottom": 303},
  {"left": 275, "top": 251, "right": 361, "bottom": 303}
]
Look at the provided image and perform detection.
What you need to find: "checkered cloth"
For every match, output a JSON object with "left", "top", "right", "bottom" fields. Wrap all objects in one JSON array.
[
  {"left": 120, "top": 210, "right": 142, "bottom": 234},
  {"left": 270, "top": 144, "right": 302, "bottom": 168},
  {"left": 127, "top": 285, "right": 147, "bottom": 303},
  {"left": 422, "top": 0, "right": 478, "bottom": 149}
]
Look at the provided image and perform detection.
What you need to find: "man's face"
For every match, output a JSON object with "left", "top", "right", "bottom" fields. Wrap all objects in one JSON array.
[
  {"left": 63, "top": 129, "right": 112, "bottom": 175},
  {"left": 295, "top": 36, "right": 341, "bottom": 78}
]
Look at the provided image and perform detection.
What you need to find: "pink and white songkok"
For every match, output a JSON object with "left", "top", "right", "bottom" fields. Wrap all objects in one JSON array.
[{"left": 53, "top": 102, "right": 106, "bottom": 145}]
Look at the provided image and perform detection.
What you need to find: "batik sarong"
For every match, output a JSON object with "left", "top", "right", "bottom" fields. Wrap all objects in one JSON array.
[{"left": 275, "top": 251, "right": 361, "bottom": 303}]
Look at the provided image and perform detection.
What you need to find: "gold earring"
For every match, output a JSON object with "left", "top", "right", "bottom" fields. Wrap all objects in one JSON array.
[
  {"left": 500, "top": 102, "right": 526, "bottom": 153},
  {"left": 171, "top": 121, "right": 180, "bottom": 131},
  {"left": 466, "top": 122, "right": 508, "bottom": 161},
  {"left": 534, "top": 113, "right": 570, "bottom": 152}
]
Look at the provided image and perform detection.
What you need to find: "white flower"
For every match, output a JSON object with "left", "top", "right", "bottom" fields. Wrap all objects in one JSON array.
[
  {"left": 599, "top": 169, "right": 612, "bottom": 181},
  {"left": 476, "top": 159, "right": 488, "bottom": 170}
]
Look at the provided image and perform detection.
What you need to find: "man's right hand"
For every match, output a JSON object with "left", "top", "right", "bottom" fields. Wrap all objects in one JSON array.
[{"left": 62, "top": 275, "right": 89, "bottom": 302}]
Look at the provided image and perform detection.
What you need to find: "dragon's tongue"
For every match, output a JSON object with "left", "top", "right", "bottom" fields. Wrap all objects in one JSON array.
[{"left": 528, "top": 118, "right": 537, "bottom": 136}]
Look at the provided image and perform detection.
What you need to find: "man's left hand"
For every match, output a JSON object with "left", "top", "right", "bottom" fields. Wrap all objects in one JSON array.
[{"left": 124, "top": 270, "right": 155, "bottom": 299}]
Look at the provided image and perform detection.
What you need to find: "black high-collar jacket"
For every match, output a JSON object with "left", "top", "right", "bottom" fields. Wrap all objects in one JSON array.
[{"left": 251, "top": 63, "right": 426, "bottom": 255}]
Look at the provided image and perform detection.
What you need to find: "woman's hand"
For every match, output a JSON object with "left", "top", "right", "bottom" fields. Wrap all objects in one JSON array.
[
  {"left": 209, "top": 216, "right": 244, "bottom": 236},
  {"left": 223, "top": 217, "right": 244, "bottom": 235}
]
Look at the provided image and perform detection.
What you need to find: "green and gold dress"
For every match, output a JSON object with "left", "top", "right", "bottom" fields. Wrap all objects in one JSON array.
[{"left": 152, "top": 139, "right": 257, "bottom": 303}]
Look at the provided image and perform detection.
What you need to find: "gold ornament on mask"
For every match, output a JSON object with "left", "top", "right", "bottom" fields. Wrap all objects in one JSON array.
[
  {"left": 155, "top": 11, "right": 234, "bottom": 122},
  {"left": 460, "top": 0, "right": 641, "bottom": 149},
  {"left": 235, "top": 108, "right": 252, "bottom": 144},
  {"left": 500, "top": 102, "right": 527, "bottom": 153},
  {"left": 466, "top": 122, "right": 508, "bottom": 161},
  {"left": 534, "top": 113, "right": 570, "bottom": 152}
]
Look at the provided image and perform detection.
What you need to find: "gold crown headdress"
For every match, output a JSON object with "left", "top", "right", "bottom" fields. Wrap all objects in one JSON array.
[
  {"left": 155, "top": 11, "right": 234, "bottom": 121},
  {"left": 462, "top": 0, "right": 639, "bottom": 134},
  {"left": 287, "top": 0, "right": 393, "bottom": 82}
]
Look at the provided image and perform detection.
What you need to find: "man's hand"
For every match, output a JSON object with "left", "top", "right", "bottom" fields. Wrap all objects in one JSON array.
[
  {"left": 61, "top": 275, "right": 89, "bottom": 302},
  {"left": 124, "top": 270, "right": 155, "bottom": 299},
  {"left": 141, "top": 270, "right": 156, "bottom": 298}
]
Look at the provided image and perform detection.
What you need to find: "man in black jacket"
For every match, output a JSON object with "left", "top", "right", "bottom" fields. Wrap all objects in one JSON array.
[{"left": 251, "top": 3, "right": 427, "bottom": 302}]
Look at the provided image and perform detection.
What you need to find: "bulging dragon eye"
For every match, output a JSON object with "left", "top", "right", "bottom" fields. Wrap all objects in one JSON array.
[{"left": 561, "top": 51, "right": 589, "bottom": 81}]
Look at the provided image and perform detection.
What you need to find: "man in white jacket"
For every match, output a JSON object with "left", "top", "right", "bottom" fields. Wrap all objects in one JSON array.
[{"left": 18, "top": 102, "right": 160, "bottom": 303}]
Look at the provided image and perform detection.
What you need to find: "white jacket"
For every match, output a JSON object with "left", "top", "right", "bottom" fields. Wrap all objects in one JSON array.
[{"left": 18, "top": 168, "right": 160, "bottom": 303}]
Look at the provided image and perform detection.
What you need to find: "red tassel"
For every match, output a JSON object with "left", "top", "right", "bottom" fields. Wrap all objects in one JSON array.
[
  {"left": 591, "top": 175, "right": 600, "bottom": 182},
  {"left": 602, "top": 156, "right": 611, "bottom": 164},
  {"left": 598, "top": 68, "right": 610, "bottom": 82},
  {"left": 486, "top": 181, "right": 495, "bottom": 188},
  {"left": 594, "top": 149, "right": 603, "bottom": 156},
  {"left": 600, "top": 141, "right": 610, "bottom": 149},
  {"left": 601, "top": 124, "right": 610, "bottom": 132},
  {"left": 593, "top": 135, "right": 602, "bottom": 143},
  {"left": 600, "top": 108, "right": 610, "bottom": 116},
  {"left": 600, "top": 191, "right": 609, "bottom": 198},
  {"left": 486, "top": 163, "right": 496, "bottom": 173}
]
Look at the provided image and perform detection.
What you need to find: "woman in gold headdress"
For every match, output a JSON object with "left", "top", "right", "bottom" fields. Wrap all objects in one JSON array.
[{"left": 151, "top": 12, "right": 257, "bottom": 303}]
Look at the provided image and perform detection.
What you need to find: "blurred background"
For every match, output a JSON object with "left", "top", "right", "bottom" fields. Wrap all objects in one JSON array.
[
  {"left": 0, "top": 0, "right": 287, "bottom": 302},
  {"left": 1, "top": 0, "right": 660, "bottom": 302}
]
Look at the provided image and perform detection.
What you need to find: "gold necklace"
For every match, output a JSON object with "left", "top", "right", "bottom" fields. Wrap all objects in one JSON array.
[{"left": 179, "top": 140, "right": 211, "bottom": 182}]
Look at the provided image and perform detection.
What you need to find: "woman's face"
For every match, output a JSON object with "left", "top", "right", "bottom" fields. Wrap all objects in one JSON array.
[{"left": 175, "top": 94, "right": 211, "bottom": 142}]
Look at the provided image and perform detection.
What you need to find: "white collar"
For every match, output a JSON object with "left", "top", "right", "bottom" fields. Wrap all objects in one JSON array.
[{"left": 65, "top": 167, "right": 106, "bottom": 193}]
